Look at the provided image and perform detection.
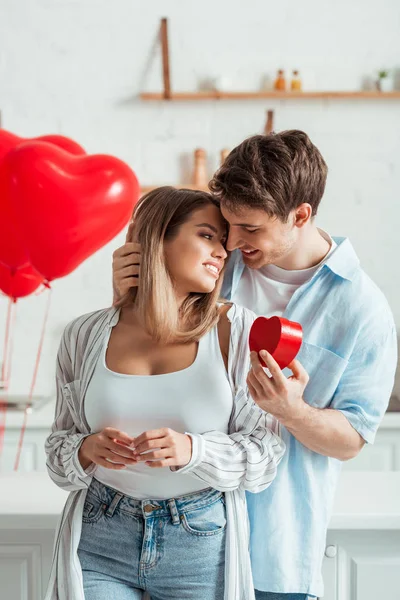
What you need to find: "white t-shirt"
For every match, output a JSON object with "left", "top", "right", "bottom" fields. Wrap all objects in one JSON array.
[{"left": 234, "top": 230, "right": 336, "bottom": 317}]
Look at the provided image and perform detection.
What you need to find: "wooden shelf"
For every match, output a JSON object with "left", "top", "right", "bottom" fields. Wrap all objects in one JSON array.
[{"left": 140, "top": 91, "right": 400, "bottom": 101}]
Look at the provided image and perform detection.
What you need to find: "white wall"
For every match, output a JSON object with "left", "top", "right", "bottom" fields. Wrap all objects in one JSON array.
[{"left": 0, "top": 0, "right": 399, "bottom": 398}]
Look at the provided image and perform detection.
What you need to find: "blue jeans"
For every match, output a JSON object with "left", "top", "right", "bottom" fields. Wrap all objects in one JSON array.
[
  {"left": 78, "top": 478, "right": 226, "bottom": 599},
  {"left": 255, "top": 593, "right": 310, "bottom": 600}
]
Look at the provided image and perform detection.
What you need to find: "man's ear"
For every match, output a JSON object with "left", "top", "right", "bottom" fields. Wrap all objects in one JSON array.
[{"left": 294, "top": 203, "right": 312, "bottom": 228}]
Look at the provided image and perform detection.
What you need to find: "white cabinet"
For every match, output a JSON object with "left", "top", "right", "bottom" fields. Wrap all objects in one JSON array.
[
  {"left": 2, "top": 532, "right": 399, "bottom": 600},
  {"left": 321, "top": 532, "right": 400, "bottom": 600},
  {"left": 320, "top": 471, "right": 400, "bottom": 599},
  {"left": 0, "top": 530, "right": 54, "bottom": 600},
  {"left": 0, "top": 474, "right": 64, "bottom": 600}
]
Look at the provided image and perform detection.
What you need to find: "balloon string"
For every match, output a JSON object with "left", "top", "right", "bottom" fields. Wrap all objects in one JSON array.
[
  {"left": 0, "top": 400, "right": 6, "bottom": 467},
  {"left": 0, "top": 298, "right": 17, "bottom": 468},
  {"left": 5, "top": 300, "right": 18, "bottom": 386},
  {"left": 35, "top": 280, "right": 51, "bottom": 296},
  {"left": 14, "top": 288, "right": 52, "bottom": 471},
  {"left": 1, "top": 298, "right": 18, "bottom": 390},
  {"left": 1, "top": 298, "right": 12, "bottom": 387}
]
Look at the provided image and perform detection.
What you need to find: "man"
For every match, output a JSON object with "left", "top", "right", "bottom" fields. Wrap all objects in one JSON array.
[{"left": 112, "top": 130, "right": 397, "bottom": 600}]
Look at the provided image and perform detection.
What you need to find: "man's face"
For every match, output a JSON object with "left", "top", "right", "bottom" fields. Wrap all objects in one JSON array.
[{"left": 220, "top": 204, "right": 297, "bottom": 270}]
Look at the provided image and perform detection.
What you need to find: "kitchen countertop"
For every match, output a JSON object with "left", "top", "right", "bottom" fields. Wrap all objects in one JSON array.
[
  {"left": 1, "top": 471, "right": 400, "bottom": 531},
  {"left": 4, "top": 404, "right": 400, "bottom": 429}
]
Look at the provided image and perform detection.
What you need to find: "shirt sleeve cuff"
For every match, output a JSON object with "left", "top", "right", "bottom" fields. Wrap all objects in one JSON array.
[
  {"left": 72, "top": 436, "right": 97, "bottom": 479},
  {"left": 169, "top": 433, "right": 205, "bottom": 474},
  {"left": 337, "top": 408, "right": 377, "bottom": 444}
]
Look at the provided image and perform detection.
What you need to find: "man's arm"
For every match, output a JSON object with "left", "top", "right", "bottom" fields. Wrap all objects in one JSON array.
[
  {"left": 248, "top": 310, "right": 397, "bottom": 461},
  {"left": 247, "top": 352, "right": 364, "bottom": 460},
  {"left": 283, "top": 402, "right": 365, "bottom": 460}
]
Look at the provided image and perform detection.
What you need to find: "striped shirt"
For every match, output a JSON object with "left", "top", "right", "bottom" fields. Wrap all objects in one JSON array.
[{"left": 44, "top": 303, "right": 286, "bottom": 600}]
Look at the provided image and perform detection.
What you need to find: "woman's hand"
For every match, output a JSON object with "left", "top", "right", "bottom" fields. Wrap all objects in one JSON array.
[
  {"left": 132, "top": 428, "right": 193, "bottom": 468},
  {"left": 112, "top": 222, "right": 141, "bottom": 304},
  {"left": 78, "top": 427, "right": 138, "bottom": 470}
]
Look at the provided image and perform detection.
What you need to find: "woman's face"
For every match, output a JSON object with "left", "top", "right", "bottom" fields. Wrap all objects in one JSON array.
[{"left": 164, "top": 203, "right": 228, "bottom": 299}]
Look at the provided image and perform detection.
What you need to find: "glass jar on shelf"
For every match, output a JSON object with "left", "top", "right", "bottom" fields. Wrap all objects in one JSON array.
[
  {"left": 274, "top": 69, "right": 287, "bottom": 92},
  {"left": 291, "top": 70, "right": 302, "bottom": 91}
]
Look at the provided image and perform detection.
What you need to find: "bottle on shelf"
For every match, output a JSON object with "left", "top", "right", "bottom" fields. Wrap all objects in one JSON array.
[
  {"left": 274, "top": 69, "right": 286, "bottom": 92},
  {"left": 192, "top": 148, "right": 208, "bottom": 188},
  {"left": 291, "top": 70, "right": 302, "bottom": 91},
  {"left": 220, "top": 148, "right": 230, "bottom": 166},
  {"left": 264, "top": 110, "right": 274, "bottom": 135}
]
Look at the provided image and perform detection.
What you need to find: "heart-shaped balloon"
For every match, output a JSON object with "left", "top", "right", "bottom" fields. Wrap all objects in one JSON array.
[
  {"left": 0, "top": 129, "right": 85, "bottom": 162},
  {"left": 0, "top": 263, "right": 44, "bottom": 300},
  {"left": 0, "top": 154, "right": 33, "bottom": 270},
  {"left": 0, "top": 129, "right": 86, "bottom": 297},
  {"left": 249, "top": 316, "right": 303, "bottom": 370},
  {"left": 0, "top": 141, "right": 140, "bottom": 281}
]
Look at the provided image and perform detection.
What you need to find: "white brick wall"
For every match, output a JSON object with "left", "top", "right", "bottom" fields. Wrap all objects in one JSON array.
[{"left": 0, "top": 0, "right": 399, "bottom": 398}]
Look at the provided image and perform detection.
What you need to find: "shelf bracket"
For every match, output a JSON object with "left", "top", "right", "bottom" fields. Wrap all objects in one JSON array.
[{"left": 160, "top": 18, "right": 171, "bottom": 100}]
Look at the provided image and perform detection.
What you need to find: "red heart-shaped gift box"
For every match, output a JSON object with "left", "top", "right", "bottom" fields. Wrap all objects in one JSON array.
[{"left": 249, "top": 316, "right": 303, "bottom": 370}]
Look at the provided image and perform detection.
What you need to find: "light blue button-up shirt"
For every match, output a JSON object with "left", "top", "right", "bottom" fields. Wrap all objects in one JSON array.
[{"left": 222, "top": 237, "right": 397, "bottom": 596}]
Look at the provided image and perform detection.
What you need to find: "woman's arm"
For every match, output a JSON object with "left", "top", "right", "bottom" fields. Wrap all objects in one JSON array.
[
  {"left": 174, "top": 390, "right": 285, "bottom": 493},
  {"left": 46, "top": 312, "right": 143, "bottom": 491},
  {"left": 45, "top": 322, "right": 97, "bottom": 492}
]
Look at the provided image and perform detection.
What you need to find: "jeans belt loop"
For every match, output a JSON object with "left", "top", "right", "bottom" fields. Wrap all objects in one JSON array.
[
  {"left": 167, "top": 498, "right": 180, "bottom": 525},
  {"left": 105, "top": 492, "right": 124, "bottom": 517}
]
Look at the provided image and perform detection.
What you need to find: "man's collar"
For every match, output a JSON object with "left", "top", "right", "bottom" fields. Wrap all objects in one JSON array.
[
  {"left": 233, "top": 236, "right": 360, "bottom": 283},
  {"left": 323, "top": 237, "right": 360, "bottom": 281}
]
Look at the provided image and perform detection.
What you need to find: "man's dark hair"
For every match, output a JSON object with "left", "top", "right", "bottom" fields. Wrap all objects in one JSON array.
[{"left": 209, "top": 130, "right": 328, "bottom": 221}]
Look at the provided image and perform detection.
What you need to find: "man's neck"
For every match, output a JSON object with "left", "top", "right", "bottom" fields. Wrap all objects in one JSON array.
[{"left": 273, "top": 227, "right": 332, "bottom": 271}]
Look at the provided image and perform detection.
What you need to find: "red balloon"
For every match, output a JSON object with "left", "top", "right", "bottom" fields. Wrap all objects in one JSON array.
[
  {"left": 0, "top": 263, "right": 44, "bottom": 300},
  {"left": 0, "top": 141, "right": 139, "bottom": 281},
  {"left": 0, "top": 129, "right": 86, "bottom": 296},
  {"left": 0, "top": 150, "right": 34, "bottom": 270},
  {"left": 249, "top": 316, "right": 303, "bottom": 370},
  {"left": 0, "top": 129, "right": 85, "bottom": 162},
  {"left": 34, "top": 135, "right": 85, "bottom": 156}
]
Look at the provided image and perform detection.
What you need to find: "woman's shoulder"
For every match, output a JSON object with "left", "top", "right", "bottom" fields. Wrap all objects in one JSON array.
[
  {"left": 62, "top": 307, "right": 118, "bottom": 346},
  {"left": 216, "top": 303, "right": 232, "bottom": 358},
  {"left": 216, "top": 302, "right": 258, "bottom": 385},
  {"left": 218, "top": 301, "right": 257, "bottom": 331},
  {"left": 217, "top": 302, "right": 257, "bottom": 361}
]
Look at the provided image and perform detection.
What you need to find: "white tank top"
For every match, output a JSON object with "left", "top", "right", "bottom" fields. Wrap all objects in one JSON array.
[{"left": 84, "top": 323, "right": 233, "bottom": 499}]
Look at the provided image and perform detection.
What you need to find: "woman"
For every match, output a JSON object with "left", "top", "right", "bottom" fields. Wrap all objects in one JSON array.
[{"left": 45, "top": 187, "right": 286, "bottom": 600}]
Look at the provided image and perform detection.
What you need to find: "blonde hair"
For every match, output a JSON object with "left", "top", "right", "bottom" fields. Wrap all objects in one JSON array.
[{"left": 116, "top": 187, "right": 229, "bottom": 344}]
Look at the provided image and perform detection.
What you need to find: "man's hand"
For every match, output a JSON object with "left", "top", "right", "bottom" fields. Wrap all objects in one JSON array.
[
  {"left": 247, "top": 350, "right": 309, "bottom": 426},
  {"left": 112, "top": 222, "right": 141, "bottom": 304},
  {"left": 132, "top": 428, "right": 193, "bottom": 468}
]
